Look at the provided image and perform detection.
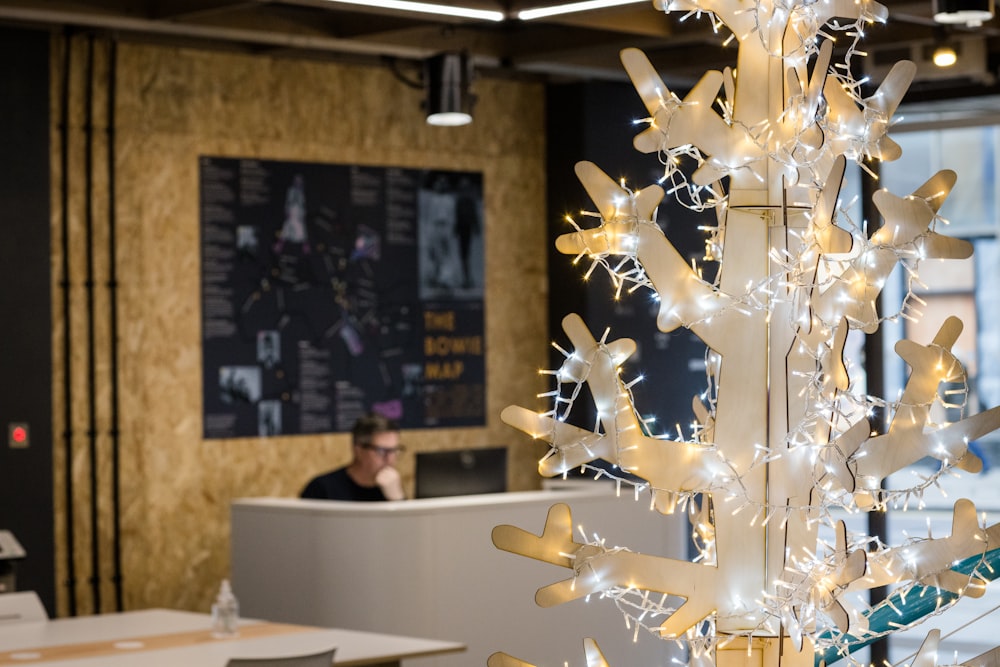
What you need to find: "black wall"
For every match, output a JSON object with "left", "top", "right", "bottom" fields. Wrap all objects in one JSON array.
[{"left": 0, "top": 27, "right": 54, "bottom": 614}]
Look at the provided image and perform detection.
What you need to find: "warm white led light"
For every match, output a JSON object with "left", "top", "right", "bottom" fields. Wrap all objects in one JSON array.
[
  {"left": 320, "top": 0, "right": 504, "bottom": 21},
  {"left": 519, "top": 0, "right": 646, "bottom": 20},
  {"left": 426, "top": 111, "right": 473, "bottom": 126},
  {"left": 932, "top": 45, "right": 958, "bottom": 67}
]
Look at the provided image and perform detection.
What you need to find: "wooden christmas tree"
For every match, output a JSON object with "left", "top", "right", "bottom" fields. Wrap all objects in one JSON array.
[{"left": 491, "top": 0, "right": 1000, "bottom": 666}]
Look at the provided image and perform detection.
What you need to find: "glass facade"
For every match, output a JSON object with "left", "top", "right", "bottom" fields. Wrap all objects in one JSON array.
[{"left": 879, "top": 117, "right": 1000, "bottom": 661}]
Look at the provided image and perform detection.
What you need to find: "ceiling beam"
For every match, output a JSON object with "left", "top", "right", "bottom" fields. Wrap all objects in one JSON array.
[{"left": 149, "top": 0, "right": 264, "bottom": 21}]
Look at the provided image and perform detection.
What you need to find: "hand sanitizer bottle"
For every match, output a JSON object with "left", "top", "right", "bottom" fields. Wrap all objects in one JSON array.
[{"left": 211, "top": 579, "right": 239, "bottom": 637}]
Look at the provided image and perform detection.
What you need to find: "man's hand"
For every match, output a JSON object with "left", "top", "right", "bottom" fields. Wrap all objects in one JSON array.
[{"left": 375, "top": 466, "right": 405, "bottom": 500}]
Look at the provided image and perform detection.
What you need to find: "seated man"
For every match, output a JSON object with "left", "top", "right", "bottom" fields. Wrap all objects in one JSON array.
[{"left": 300, "top": 413, "right": 406, "bottom": 501}]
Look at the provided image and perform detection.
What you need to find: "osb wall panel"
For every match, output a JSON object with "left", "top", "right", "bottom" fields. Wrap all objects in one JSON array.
[{"left": 52, "top": 36, "right": 551, "bottom": 616}]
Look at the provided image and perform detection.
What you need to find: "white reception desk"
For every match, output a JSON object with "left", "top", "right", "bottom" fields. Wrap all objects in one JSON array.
[{"left": 232, "top": 484, "right": 687, "bottom": 667}]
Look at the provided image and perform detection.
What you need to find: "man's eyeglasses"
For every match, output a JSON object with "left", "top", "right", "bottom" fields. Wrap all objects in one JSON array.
[{"left": 360, "top": 444, "right": 406, "bottom": 457}]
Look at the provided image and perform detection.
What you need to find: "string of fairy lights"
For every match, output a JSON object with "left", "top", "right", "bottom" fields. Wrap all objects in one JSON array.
[
  {"left": 638, "top": 0, "right": 892, "bottom": 212},
  {"left": 548, "top": 465, "right": 994, "bottom": 662},
  {"left": 544, "top": 203, "right": 993, "bottom": 662}
]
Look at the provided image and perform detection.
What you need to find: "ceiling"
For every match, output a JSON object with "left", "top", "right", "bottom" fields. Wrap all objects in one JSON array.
[{"left": 1, "top": 0, "right": 1000, "bottom": 100}]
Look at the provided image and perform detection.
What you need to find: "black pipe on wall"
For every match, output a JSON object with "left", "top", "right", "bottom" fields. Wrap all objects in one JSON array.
[
  {"left": 83, "top": 33, "right": 101, "bottom": 614},
  {"left": 59, "top": 28, "right": 77, "bottom": 618},
  {"left": 106, "top": 38, "right": 124, "bottom": 612}
]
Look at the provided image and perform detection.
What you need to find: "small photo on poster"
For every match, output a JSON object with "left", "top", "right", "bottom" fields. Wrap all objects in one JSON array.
[
  {"left": 257, "top": 330, "right": 281, "bottom": 369},
  {"left": 401, "top": 363, "right": 423, "bottom": 397},
  {"left": 258, "top": 400, "right": 282, "bottom": 436},
  {"left": 276, "top": 173, "right": 310, "bottom": 249},
  {"left": 236, "top": 225, "right": 259, "bottom": 255},
  {"left": 219, "top": 365, "right": 261, "bottom": 405},
  {"left": 418, "top": 172, "right": 483, "bottom": 300},
  {"left": 351, "top": 224, "right": 381, "bottom": 261}
]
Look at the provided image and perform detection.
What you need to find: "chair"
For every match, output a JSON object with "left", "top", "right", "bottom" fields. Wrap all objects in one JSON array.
[
  {"left": 0, "top": 591, "right": 48, "bottom": 623},
  {"left": 225, "top": 647, "right": 336, "bottom": 667}
]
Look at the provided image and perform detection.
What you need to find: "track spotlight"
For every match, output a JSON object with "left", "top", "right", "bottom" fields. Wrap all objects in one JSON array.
[
  {"left": 933, "top": 0, "right": 994, "bottom": 26},
  {"left": 424, "top": 52, "right": 474, "bottom": 127}
]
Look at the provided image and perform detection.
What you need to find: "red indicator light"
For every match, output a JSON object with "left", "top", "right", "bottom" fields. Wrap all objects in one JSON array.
[{"left": 8, "top": 423, "right": 29, "bottom": 448}]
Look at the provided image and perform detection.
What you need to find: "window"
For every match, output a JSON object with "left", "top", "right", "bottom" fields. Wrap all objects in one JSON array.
[{"left": 877, "top": 110, "right": 1000, "bottom": 662}]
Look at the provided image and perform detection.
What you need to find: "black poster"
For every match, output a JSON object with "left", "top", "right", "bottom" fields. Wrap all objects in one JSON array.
[{"left": 199, "top": 156, "right": 485, "bottom": 438}]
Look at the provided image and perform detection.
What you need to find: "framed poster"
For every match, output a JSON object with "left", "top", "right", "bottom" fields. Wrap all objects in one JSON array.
[{"left": 199, "top": 156, "right": 485, "bottom": 438}]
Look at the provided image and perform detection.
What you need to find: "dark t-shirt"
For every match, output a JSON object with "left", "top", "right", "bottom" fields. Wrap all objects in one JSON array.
[{"left": 300, "top": 467, "right": 387, "bottom": 501}]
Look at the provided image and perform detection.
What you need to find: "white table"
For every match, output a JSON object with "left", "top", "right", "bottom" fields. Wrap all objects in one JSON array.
[{"left": 0, "top": 609, "right": 465, "bottom": 667}]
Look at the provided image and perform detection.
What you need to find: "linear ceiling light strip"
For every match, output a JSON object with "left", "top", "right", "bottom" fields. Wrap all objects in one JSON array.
[
  {"left": 518, "top": 0, "right": 647, "bottom": 20},
  {"left": 319, "top": 0, "right": 505, "bottom": 21}
]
